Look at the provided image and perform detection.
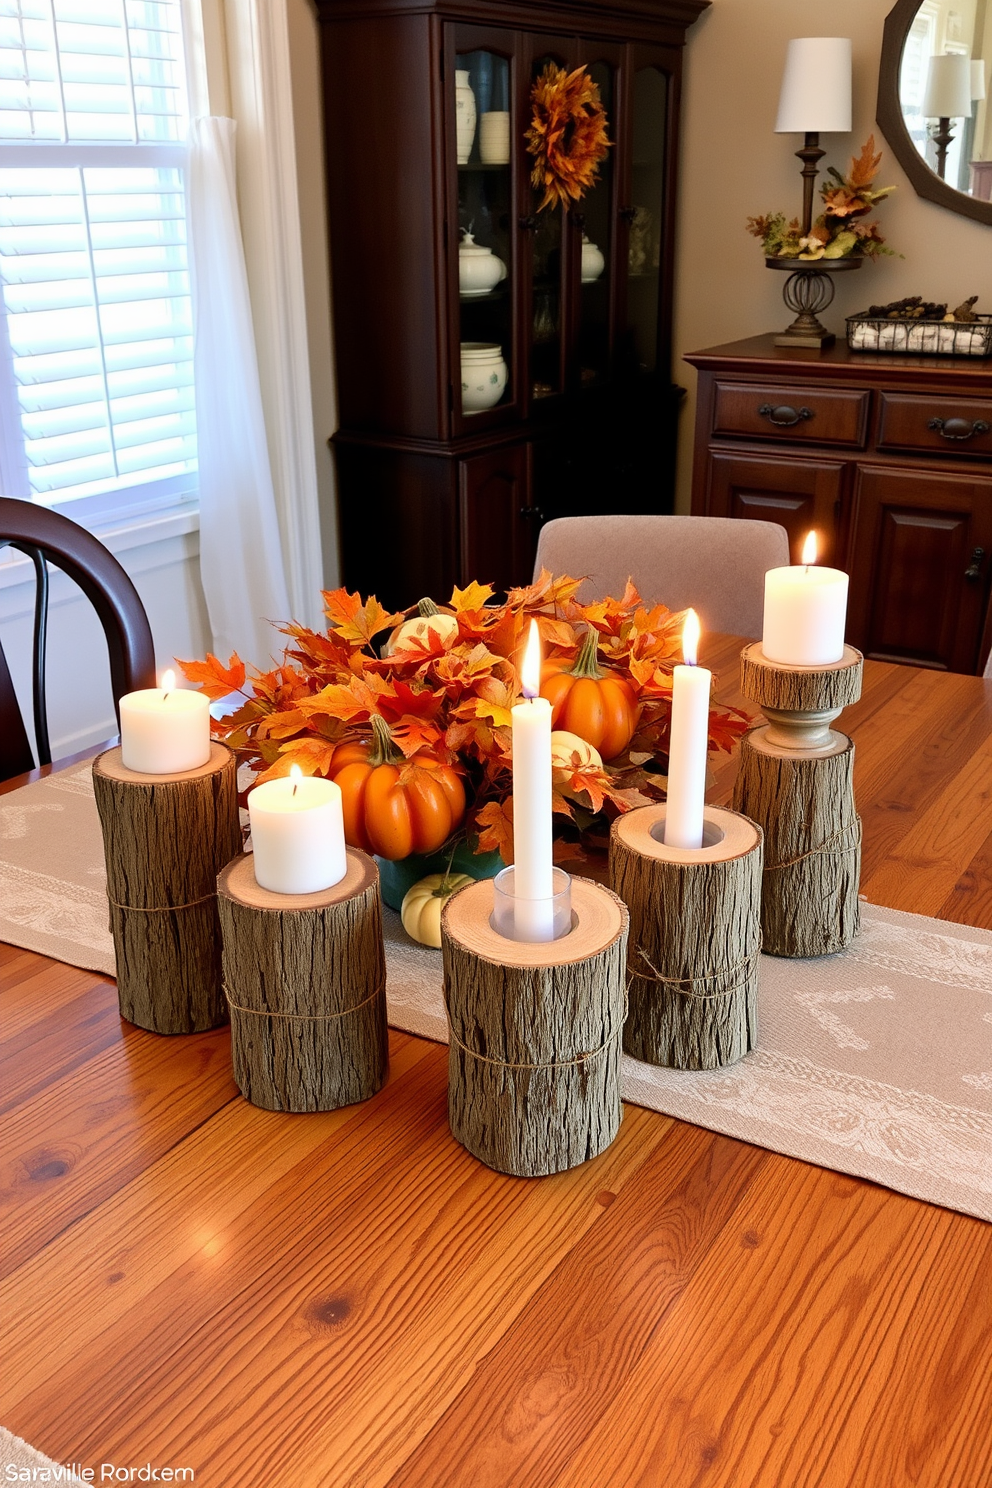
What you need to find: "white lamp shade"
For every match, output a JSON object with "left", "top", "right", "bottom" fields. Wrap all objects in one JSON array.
[
  {"left": 922, "top": 54, "right": 973, "bottom": 118},
  {"left": 972, "top": 60, "right": 987, "bottom": 102},
  {"left": 775, "top": 38, "right": 853, "bottom": 133}
]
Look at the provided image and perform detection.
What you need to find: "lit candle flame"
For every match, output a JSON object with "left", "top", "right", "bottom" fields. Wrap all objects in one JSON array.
[
  {"left": 161, "top": 668, "right": 175, "bottom": 699},
  {"left": 801, "top": 530, "right": 818, "bottom": 568},
  {"left": 682, "top": 608, "right": 700, "bottom": 668},
  {"left": 290, "top": 762, "right": 302, "bottom": 797},
  {"left": 521, "top": 618, "right": 542, "bottom": 700}
]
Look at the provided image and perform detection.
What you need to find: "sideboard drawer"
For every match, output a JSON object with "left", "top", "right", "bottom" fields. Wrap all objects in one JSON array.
[
  {"left": 877, "top": 392, "right": 992, "bottom": 458},
  {"left": 711, "top": 382, "right": 870, "bottom": 448}
]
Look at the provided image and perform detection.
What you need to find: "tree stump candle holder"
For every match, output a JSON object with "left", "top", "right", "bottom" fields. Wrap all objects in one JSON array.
[
  {"left": 441, "top": 876, "right": 629, "bottom": 1178},
  {"left": 610, "top": 805, "right": 763, "bottom": 1070},
  {"left": 216, "top": 849, "right": 388, "bottom": 1113},
  {"left": 92, "top": 742, "right": 242, "bottom": 1034},
  {"left": 732, "top": 642, "right": 864, "bottom": 958}
]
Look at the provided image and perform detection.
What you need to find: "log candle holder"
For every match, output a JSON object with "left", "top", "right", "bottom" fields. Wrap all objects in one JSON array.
[
  {"left": 732, "top": 642, "right": 864, "bottom": 958},
  {"left": 217, "top": 849, "right": 388, "bottom": 1113},
  {"left": 441, "top": 876, "right": 629, "bottom": 1178},
  {"left": 610, "top": 804, "right": 763, "bottom": 1070},
  {"left": 92, "top": 742, "right": 242, "bottom": 1034}
]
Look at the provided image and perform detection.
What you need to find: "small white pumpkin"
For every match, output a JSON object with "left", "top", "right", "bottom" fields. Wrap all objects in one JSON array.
[
  {"left": 550, "top": 730, "right": 603, "bottom": 775},
  {"left": 400, "top": 872, "right": 474, "bottom": 948},
  {"left": 383, "top": 600, "right": 459, "bottom": 657}
]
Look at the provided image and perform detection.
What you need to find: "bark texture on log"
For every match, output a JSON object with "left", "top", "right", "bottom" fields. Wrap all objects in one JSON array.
[
  {"left": 217, "top": 850, "right": 387, "bottom": 1113},
  {"left": 740, "top": 643, "right": 863, "bottom": 714},
  {"left": 92, "top": 743, "right": 242, "bottom": 1034},
  {"left": 733, "top": 727, "right": 861, "bottom": 958},
  {"left": 441, "top": 876, "right": 628, "bottom": 1178},
  {"left": 610, "top": 805, "right": 762, "bottom": 1071}
]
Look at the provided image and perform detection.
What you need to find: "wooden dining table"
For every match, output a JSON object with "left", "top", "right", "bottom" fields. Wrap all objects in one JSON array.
[{"left": 2, "top": 634, "right": 991, "bottom": 1488}]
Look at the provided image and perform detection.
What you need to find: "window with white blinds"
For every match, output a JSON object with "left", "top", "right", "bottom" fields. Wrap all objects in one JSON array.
[{"left": 0, "top": 0, "right": 197, "bottom": 518}]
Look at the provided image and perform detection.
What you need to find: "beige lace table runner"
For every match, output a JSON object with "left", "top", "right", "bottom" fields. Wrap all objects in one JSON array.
[{"left": 2, "top": 763, "right": 990, "bottom": 1221}]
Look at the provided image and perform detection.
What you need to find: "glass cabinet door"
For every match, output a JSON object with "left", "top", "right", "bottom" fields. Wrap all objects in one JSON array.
[
  {"left": 624, "top": 62, "right": 670, "bottom": 375},
  {"left": 451, "top": 40, "right": 514, "bottom": 425},
  {"left": 526, "top": 45, "right": 573, "bottom": 405},
  {"left": 573, "top": 54, "right": 618, "bottom": 391}
]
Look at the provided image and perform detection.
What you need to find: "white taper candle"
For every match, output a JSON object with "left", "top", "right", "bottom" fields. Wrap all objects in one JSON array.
[
  {"left": 510, "top": 619, "right": 555, "bottom": 941},
  {"left": 664, "top": 609, "right": 712, "bottom": 851}
]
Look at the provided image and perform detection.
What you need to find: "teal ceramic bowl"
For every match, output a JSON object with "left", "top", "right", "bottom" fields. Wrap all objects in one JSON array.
[{"left": 376, "top": 843, "right": 505, "bottom": 911}]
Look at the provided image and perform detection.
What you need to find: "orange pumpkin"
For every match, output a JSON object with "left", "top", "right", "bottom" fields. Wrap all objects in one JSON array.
[
  {"left": 540, "top": 630, "right": 639, "bottom": 760},
  {"left": 328, "top": 720, "right": 466, "bottom": 860}
]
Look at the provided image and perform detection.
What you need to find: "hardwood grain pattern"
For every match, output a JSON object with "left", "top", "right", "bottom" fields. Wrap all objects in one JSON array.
[{"left": 1, "top": 642, "right": 990, "bottom": 1488}]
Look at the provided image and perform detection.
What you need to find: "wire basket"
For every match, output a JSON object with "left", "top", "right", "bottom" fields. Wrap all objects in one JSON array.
[{"left": 847, "top": 312, "right": 992, "bottom": 357}]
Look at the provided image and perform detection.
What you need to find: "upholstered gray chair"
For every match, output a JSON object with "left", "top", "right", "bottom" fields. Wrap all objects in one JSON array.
[{"left": 533, "top": 514, "right": 791, "bottom": 638}]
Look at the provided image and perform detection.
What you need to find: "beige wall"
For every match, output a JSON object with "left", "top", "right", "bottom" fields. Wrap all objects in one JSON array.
[{"left": 672, "top": 0, "right": 992, "bottom": 513}]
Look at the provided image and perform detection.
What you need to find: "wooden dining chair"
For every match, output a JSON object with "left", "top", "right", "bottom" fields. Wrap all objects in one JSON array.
[
  {"left": 0, "top": 497, "right": 156, "bottom": 780},
  {"left": 533, "top": 514, "right": 791, "bottom": 638}
]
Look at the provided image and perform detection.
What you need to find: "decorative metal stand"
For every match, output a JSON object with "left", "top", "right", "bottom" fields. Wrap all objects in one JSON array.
[
  {"left": 732, "top": 643, "right": 864, "bottom": 958},
  {"left": 441, "top": 876, "right": 628, "bottom": 1177},
  {"left": 92, "top": 742, "right": 242, "bottom": 1034},
  {"left": 766, "top": 256, "right": 862, "bottom": 348},
  {"left": 610, "top": 804, "right": 763, "bottom": 1070},
  {"left": 217, "top": 849, "right": 388, "bottom": 1112}
]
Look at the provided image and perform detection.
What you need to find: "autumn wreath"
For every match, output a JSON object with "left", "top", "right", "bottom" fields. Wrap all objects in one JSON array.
[
  {"left": 180, "top": 572, "right": 747, "bottom": 870},
  {"left": 525, "top": 63, "right": 611, "bottom": 212}
]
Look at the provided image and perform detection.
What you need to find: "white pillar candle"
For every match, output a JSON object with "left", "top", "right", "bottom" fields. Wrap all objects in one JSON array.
[
  {"left": 119, "top": 669, "right": 212, "bottom": 775},
  {"left": 664, "top": 609, "right": 711, "bottom": 851},
  {"left": 247, "top": 765, "right": 348, "bottom": 895},
  {"left": 510, "top": 619, "right": 555, "bottom": 941},
  {"left": 762, "top": 531, "right": 849, "bottom": 666}
]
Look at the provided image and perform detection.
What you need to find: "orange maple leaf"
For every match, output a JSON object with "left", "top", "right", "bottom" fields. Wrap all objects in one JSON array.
[
  {"left": 848, "top": 134, "right": 882, "bottom": 190},
  {"left": 255, "top": 737, "right": 337, "bottom": 784},
  {"left": 322, "top": 588, "right": 405, "bottom": 647},
  {"left": 178, "top": 652, "right": 246, "bottom": 701},
  {"left": 475, "top": 798, "right": 514, "bottom": 863}
]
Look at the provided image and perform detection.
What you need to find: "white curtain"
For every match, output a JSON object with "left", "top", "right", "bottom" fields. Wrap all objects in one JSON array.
[{"left": 187, "top": 115, "right": 292, "bottom": 666}]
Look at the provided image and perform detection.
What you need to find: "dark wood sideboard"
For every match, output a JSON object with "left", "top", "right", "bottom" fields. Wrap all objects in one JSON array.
[{"left": 685, "top": 335, "right": 992, "bottom": 675}]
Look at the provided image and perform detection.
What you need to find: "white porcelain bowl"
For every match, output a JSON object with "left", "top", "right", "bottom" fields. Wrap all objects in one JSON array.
[{"left": 461, "top": 342, "right": 508, "bottom": 412}]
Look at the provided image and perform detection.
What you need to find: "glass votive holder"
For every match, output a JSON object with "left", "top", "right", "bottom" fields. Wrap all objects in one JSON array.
[{"left": 491, "top": 865, "right": 572, "bottom": 944}]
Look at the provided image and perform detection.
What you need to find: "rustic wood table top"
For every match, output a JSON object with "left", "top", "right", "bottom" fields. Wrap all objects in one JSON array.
[{"left": 2, "top": 636, "right": 991, "bottom": 1488}]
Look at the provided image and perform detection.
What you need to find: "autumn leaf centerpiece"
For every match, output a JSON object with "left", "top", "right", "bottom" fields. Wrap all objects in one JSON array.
[{"left": 180, "top": 572, "right": 747, "bottom": 872}]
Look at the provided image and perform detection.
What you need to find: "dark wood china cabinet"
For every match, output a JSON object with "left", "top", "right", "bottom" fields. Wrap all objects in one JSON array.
[
  {"left": 315, "top": 0, "right": 708, "bottom": 607},
  {"left": 686, "top": 337, "right": 992, "bottom": 675}
]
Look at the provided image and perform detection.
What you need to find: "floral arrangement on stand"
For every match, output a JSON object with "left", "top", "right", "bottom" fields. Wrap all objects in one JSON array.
[
  {"left": 525, "top": 63, "right": 611, "bottom": 211},
  {"left": 181, "top": 574, "right": 747, "bottom": 939},
  {"left": 747, "top": 135, "right": 896, "bottom": 261}
]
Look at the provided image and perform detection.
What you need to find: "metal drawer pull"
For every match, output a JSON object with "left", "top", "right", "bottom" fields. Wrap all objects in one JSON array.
[
  {"left": 927, "top": 416, "right": 991, "bottom": 441},
  {"left": 964, "top": 548, "right": 985, "bottom": 583},
  {"left": 758, "top": 403, "right": 813, "bottom": 427}
]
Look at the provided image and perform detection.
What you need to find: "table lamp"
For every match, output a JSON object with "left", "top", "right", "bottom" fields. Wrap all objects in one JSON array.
[
  {"left": 775, "top": 37, "right": 853, "bottom": 236},
  {"left": 766, "top": 38, "right": 855, "bottom": 349},
  {"left": 922, "top": 54, "right": 973, "bottom": 180}
]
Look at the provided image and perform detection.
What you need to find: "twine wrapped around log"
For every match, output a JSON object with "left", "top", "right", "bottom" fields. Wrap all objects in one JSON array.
[
  {"left": 92, "top": 743, "right": 242, "bottom": 1034},
  {"left": 610, "top": 805, "right": 763, "bottom": 1070},
  {"left": 441, "top": 876, "right": 628, "bottom": 1177},
  {"left": 217, "top": 850, "right": 388, "bottom": 1113},
  {"left": 733, "top": 728, "right": 861, "bottom": 957}
]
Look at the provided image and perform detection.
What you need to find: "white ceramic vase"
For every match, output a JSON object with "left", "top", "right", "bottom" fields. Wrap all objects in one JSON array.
[
  {"left": 461, "top": 342, "right": 508, "bottom": 412},
  {"left": 455, "top": 70, "right": 477, "bottom": 165},
  {"left": 459, "top": 232, "right": 507, "bottom": 296},
  {"left": 479, "top": 110, "right": 510, "bottom": 164},
  {"left": 581, "top": 234, "right": 606, "bottom": 283}
]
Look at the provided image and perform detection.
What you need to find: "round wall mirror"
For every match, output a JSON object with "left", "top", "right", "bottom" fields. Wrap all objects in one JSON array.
[{"left": 878, "top": 0, "right": 992, "bottom": 225}]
